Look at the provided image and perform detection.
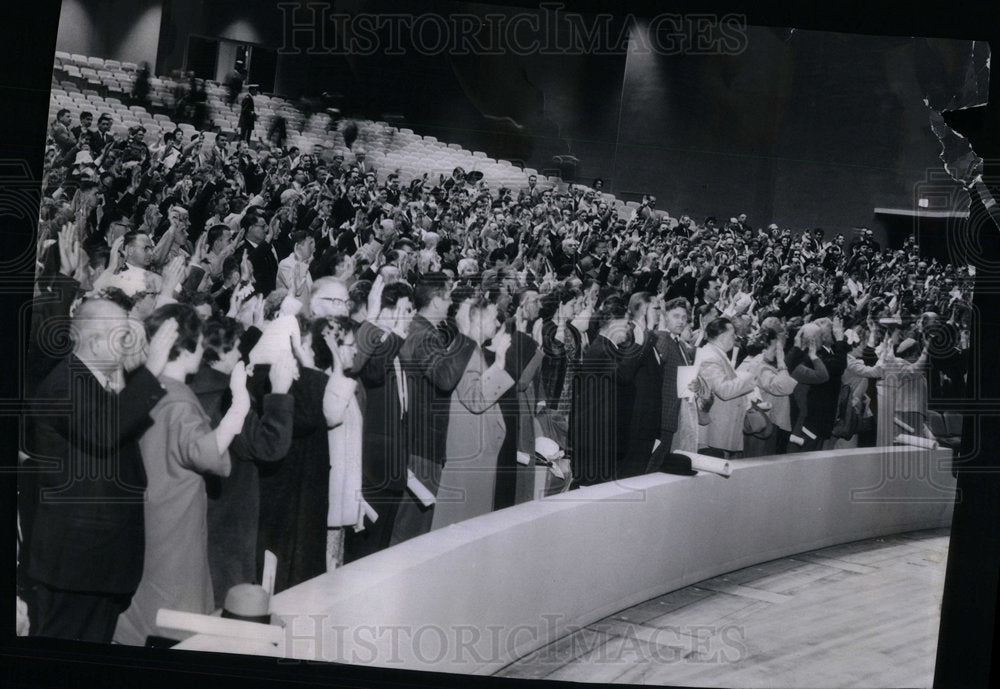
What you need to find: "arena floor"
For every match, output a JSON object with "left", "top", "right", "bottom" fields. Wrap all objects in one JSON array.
[{"left": 496, "top": 529, "right": 949, "bottom": 687}]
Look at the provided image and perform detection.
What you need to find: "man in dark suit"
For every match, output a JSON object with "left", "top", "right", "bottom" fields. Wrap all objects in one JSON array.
[
  {"left": 241, "top": 214, "right": 279, "bottom": 297},
  {"left": 90, "top": 114, "right": 116, "bottom": 155},
  {"left": 618, "top": 293, "right": 663, "bottom": 479},
  {"left": 70, "top": 111, "right": 94, "bottom": 147},
  {"left": 797, "top": 317, "right": 849, "bottom": 451},
  {"left": 390, "top": 273, "right": 476, "bottom": 545},
  {"left": 21, "top": 299, "right": 176, "bottom": 642},
  {"left": 346, "top": 283, "right": 414, "bottom": 562},
  {"left": 570, "top": 294, "right": 645, "bottom": 486},
  {"left": 648, "top": 297, "right": 694, "bottom": 471}
]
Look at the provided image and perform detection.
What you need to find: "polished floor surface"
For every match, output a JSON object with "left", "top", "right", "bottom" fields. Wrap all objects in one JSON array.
[{"left": 496, "top": 529, "right": 949, "bottom": 687}]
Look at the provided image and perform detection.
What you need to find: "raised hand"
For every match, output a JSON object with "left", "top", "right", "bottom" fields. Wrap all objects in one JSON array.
[
  {"left": 240, "top": 251, "right": 253, "bottom": 282},
  {"left": 160, "top": 255, "right": 186, "bottom": 296},
  {"left": 229, "top": 360, "right": 251, "bottom": 410},
  {"left": 193, "top": 231, "right": 210, "bottom": 263},
  {"left": 57, "top": 222, "right": 81, "bottom": 277},
  {"left": 145, "top": 318, "right": 179, "bottom": 377},
  {"left": 492, "top": 329, "right": 512, "bottom": 362},
  {"left": 367, "top": 273, "right": 385, "bottom": 320},
  {"left": 269, "top": 352, "right": 298, "bottom": 394},
  {"left": 108, "top": 235, "right": 125, "bottom": 272}
]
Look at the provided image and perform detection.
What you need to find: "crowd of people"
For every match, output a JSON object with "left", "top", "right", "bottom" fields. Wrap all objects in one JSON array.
[{"left": 18, "top": 84, "right": 974, "bottom": 645}]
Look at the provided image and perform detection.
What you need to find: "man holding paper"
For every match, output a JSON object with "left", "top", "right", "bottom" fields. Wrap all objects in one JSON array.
[{"left": 648, "top": 297, "right": 696, "bottom": 470}]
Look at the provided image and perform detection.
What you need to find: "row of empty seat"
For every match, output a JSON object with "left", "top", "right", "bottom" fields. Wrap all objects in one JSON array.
[{"left": 48, "top": 52, "right": 659, "bottom": 218}]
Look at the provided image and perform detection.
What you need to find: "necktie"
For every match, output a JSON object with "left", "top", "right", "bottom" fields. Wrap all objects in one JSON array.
[{"left": 675, "top": 336, "right": 690, "bottom": 366}]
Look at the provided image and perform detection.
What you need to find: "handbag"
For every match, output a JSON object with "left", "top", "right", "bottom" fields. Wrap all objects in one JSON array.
[
  {"left": 744, "top": 400, "right": 775, "bottom": 439},
  {"left": 696, "top": 374, "right": 714, "bottom": 425}
]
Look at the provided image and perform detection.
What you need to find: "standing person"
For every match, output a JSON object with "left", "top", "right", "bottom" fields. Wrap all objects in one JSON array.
[
  {"left": 132, "top": 63, "right": 151, "bottom": 111},
  {"left": 834, "top": 325, "right": 883, "bottom": 450},
  {"left": 49, "top": 109, "right": 76, "bottom": 158},
  {"left": 114, "top": 304, "right": 251, "bottom": 646},
  {"left": 785, "top": 322, "right": 830, "bottom": 448},
  {"left": 877, "top": 336, "right": 929, "bottom": 446},
  {"left": 257, "top": 317, "right": 332, "bottom": 593},
  {"left": 570, "top": 294, "right": 644, "bottom": 486},
  {"left": 619, "top": 293, "right": 663, "bottom": 479},
  {"left": 535, "top": 286, "right": 584, "bottom": 452},
  {"left": 22, "top": 300, "right": 175, "bottom": 642},
  {"left": 391, "top": 273, "right": 476, "bottom": 546},
  {"left": 432, "top": 294, "right": 515, "bottom": 529},
  {"left": 737, "top": 329, "right": 797, "bottom": 457},
  {"left": 276, "top": 232, "right": 315, "bottom": 311},
  {"left": 799, "top": 317, "right": 849, "bottom": 450},
  {"left": 238, "top": 85, "right": 258, "bottom": 144},
  {"left": 322, "top": 316, "right": 364, "bottom": 570},
  {"left": 495, "top": 290, "right": 544, "bottom": 510},
  {"left": 649, "top": 297, "right": 695, "bottom": 468},
  {"left": 695, "top": 318, "right": 757, "bottom": 459},
  {"left": 345, "top": 282, "right": 412, "bottom": 562},
  {"left": 189, "top": 317, "right": 296, "bottom": 608}
]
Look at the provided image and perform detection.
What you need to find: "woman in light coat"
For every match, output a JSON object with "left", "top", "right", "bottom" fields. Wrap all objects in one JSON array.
[
  {"left": 433, "top": 294, "right": 515, "bottom": 530},
  {"left": 737, "top": 328, "right": 798, "bottom": 457},
  {"left": 876, "top": 332, "right": 929, "bottom": 447},
  {"left": 323, "top": 316, "right": 365, "bottom": 571},
  {"left": 696, "top": 317, "right": 757, "bottom": 457}
]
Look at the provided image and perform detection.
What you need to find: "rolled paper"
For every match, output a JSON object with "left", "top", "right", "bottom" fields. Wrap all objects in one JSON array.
[
  {"left": 407, "top": 469, "right": 436, "bottom": 506},
  {"left": 801, "top": 426, "right": 817, "bottom": 440},
  {"left": 895, "top": 434, "right": 939, "bottom": 450},
  {"left": 155, "top": 609, "right": 284, "bottom": 645},
  {"left": 361, "top": 499, "right": 379, "bottom": 524},
  {"left": 893, "top": 417, "right": 915, "bottom": 434},
  {"left": 261, "top": 550, "right": 277, "bottom": 597},
  {"left": 789, "top": 434, "right": 805, "bottom": 446},
  {"left": 673, "top": 451, "right": 731, "bottom": 478}
]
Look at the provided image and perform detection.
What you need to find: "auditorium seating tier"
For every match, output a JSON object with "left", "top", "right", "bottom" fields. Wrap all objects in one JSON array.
[{"left": 49, "top": 52, "right": 651, "bottom": 218}]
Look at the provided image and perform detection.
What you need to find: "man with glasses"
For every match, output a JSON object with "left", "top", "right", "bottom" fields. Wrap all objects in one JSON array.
[{"left": 310, "top": 277, "right": 351, "bottom": 319}]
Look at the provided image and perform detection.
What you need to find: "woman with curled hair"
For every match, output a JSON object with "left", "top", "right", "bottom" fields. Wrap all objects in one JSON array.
[
  {"left": 737, "top": 328, "right": 798, "bottom": 457},
  {"left": 114, "top": 304, "right": 251, "bottom": 645}
]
